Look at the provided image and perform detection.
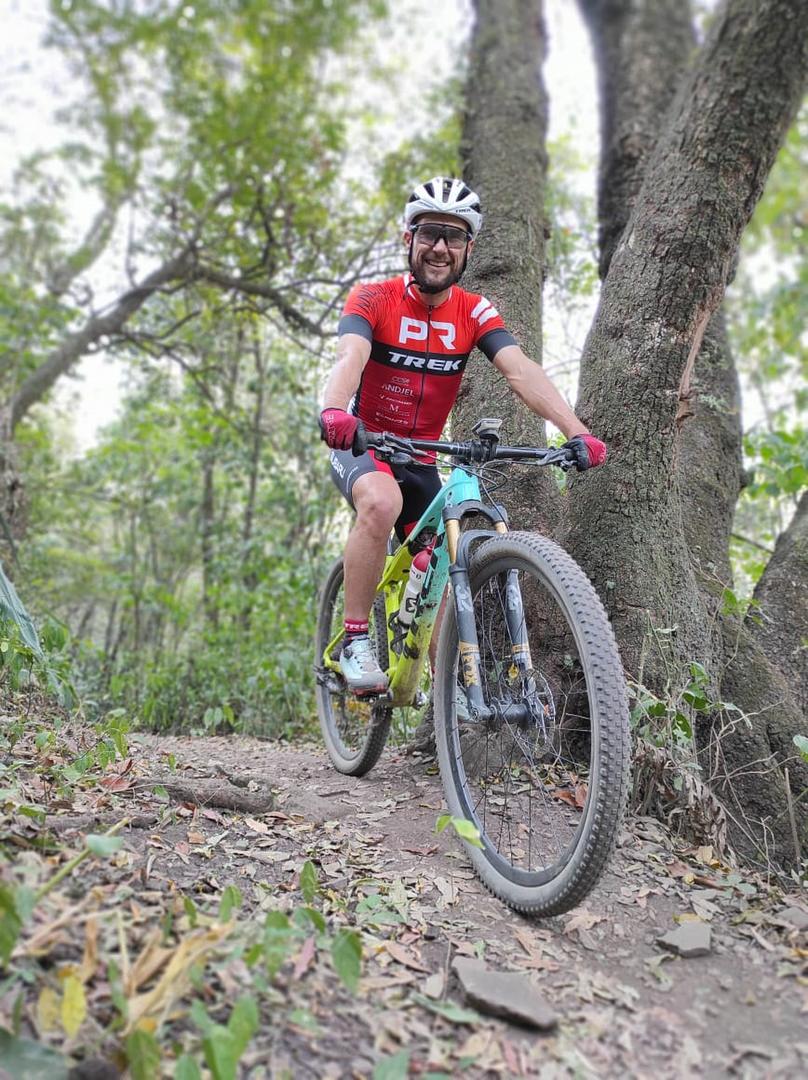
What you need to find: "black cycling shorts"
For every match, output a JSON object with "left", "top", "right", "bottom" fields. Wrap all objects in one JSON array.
[{"left": 328, "top": 447, "right": 442, "bottom": 541}]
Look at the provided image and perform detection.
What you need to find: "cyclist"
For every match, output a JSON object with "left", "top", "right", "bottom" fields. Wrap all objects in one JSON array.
[{"left": 320, "top": 176, "right": 607, "bottom": 694}]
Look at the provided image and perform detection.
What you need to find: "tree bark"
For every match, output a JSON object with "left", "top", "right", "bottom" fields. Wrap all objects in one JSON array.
[
  {"left": 568, "top": 0, "right": 808, "bottom": 863},
  {"left": 751, "top": 489, "right": 808, "bottom": 715},
  {"left": 200, "top": 452, "right": 218, "bottom": 630},
  {"left": 578, "top": 0, "right": 745, "bottom": 590},
  {"left": 456, "top": 0, "right": 560, "bottom": 532},
  {"left": 569, "top": 0, "right": 807, "bottom": 673},
  {"left": 578, "top": 0, "right": 697, "bottom": 280}
]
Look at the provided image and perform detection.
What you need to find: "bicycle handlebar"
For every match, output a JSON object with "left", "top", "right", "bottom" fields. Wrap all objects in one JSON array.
[{"left": 359, "top": 429, "right": 577, "bottom": 470}]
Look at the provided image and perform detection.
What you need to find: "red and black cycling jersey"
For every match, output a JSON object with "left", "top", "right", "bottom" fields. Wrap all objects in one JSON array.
[{"left": 338, "top": 275, "right": 515, "bottom": 449}]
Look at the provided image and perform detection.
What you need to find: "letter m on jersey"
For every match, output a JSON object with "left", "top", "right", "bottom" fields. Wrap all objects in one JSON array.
[{"left": 399, "top": 316, "right": 456, "bottom": 350}]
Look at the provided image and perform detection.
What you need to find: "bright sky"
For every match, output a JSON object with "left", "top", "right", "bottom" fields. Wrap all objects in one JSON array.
[{"left": 1, "top": 0, "right": 599, "bottom": 451}]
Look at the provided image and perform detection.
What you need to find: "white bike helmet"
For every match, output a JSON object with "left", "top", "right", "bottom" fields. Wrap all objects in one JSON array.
[{"left": 404, "top": 177, "right": 483, "bottom": 238}]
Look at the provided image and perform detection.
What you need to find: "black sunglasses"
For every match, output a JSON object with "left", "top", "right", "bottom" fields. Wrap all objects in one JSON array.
[{"left": 411, "top": 223, "right": 471, "bottom": 250}]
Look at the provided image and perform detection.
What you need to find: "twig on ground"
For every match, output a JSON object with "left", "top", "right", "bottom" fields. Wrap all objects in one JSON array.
[
  {"left": 783, "top": 767, "right": 802, "bottom": 865},
  {"left": 154, "top": 779, "right": 274, "bottom": 814}
]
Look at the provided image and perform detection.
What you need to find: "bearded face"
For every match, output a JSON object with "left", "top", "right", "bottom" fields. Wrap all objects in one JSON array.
[{"left": 405, "top": 215, "right": 473, "bottom": 295}]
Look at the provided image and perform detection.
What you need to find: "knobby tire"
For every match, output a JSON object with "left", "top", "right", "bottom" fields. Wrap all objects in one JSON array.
[
  {"left": 315, "top": 557, "right": 392, "bottom": 776},
  {"left": 434, "top": 532, "right": 630, "bottom": 916}
]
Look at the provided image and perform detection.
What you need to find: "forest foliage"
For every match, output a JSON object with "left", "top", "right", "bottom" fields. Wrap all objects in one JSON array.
[{"left": 0, "top": 0, "right": 805, "bottom": 743}]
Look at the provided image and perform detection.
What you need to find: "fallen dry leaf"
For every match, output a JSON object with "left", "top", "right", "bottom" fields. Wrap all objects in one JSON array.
[
  {"left": 384, "top": 941, "right": 431, "bottom": 973},
  {"left": 564, "top": 910, "right": 604, "bottom": 935},
  {"left": 125, "top": 924, "right": 232, "bottom": 1033},
  {"left": 125, "top": 928, "right": 175, "bottom": 996},
  {"left": 78, "top": 916, "right": 99, "bottom": 984},
  {"left": 244, "top": 816, "right": 270, "bottom": 835},
  {"left": 292, "top": 935, "right": 316, "bottom": 980}
]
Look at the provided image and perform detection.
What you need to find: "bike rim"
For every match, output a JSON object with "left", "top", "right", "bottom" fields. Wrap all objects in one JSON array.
[
  {"left": 319, "top": 572, "right": 388, "bottom": 762},
  {"left": 445, "top": 556, "right": 599, "bottom": 886}
]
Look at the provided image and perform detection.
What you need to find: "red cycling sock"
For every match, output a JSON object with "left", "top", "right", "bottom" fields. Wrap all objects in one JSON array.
[{"left": 344, "top": 619, "right": 369, "bottom": 639}]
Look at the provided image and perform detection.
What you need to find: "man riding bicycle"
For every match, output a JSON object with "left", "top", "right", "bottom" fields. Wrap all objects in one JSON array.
[{"left": 320, "top": 176, "right": 607, "bottom": 694}]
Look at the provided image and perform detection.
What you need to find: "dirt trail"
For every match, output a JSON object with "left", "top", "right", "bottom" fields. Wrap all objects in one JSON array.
[{"left": 131, "top": 733, "right": 808, "bottom": 1078}]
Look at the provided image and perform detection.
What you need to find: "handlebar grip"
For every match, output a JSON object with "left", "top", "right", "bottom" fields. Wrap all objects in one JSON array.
[{"left": 351, "top": 420, "right": 369, "bottom": 456}]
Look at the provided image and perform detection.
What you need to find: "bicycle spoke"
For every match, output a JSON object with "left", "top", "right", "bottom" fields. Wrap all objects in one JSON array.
[{"left": 449, "top": 561, "right": 595, "bottom": 880}]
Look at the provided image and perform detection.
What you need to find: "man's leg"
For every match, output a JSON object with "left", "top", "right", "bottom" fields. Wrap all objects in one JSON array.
[
  {"left": 343, "top": 470, "right": 403, "bottom": 622},
  {"left": 335, "top": 469, "right": 402, "bottom": 693}
]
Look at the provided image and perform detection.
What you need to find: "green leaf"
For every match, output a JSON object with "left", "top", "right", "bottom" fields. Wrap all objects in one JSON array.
[
  {"left": 794, "top": 734, "right": 808, "bottom": 762},
  {"left": 0, "top": 884, "right": 35, "bottom": 966},
  {"left": 435, "top": 814, "right": 483, "bottom": 848},
  {"left": 0, "top": 1028, "right": 69, "bottom": 1079},
  {"left": 331, "top": 929, "right": 362, "bottom": 993},
  {"left": 125, "top": 1028, "right": 162, "bottom": 1080},
  {"left": 449, "top": 817, "right": 484, "bottom": 849},
  {"left": 300, "top": 860, "right": 318, "bottom": 903},
  {"left": 86, "top": 834, "right": 124, "bottom": 857},
  {"left": 227, "top": 996, "right": 258, "bottom": 1056},
  {"left": 202, "top": 1024, "right": 239, "bottom": 1080},
  {"left": 263, "top": 911, "right": 293, "bottom": 978},
  {"left": 184, "top": 895, "right": 198, "bottom": 928},
  {"left": 218, "top": 884, "right": 243, "bottom": 922},
  {"left": 190, "top": 999, "right": 213, "bottom": 1034},
  {"left": 294, "top": 906, "right": 327, "bottom": 933},
  {"left": 411, "top": 992, "right": 480, "bottom": 1024},
  {"left": 174, "top": 1055, "right": 203, "bottom": 1080},
  {"left": 373, "top": 1049, "right": 411, "bottom": 1080}
]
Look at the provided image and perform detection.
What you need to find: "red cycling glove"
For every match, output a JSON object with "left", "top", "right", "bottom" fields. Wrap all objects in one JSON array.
[
  {"left": 319, "top": 408, "right": 360, "bottom": 451},
  {"left": 562, "top": 433, "right": 608, "bottom": 470}
]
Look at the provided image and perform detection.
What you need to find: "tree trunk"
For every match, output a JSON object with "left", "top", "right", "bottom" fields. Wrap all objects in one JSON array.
[
  {"left": 751, "top": 489, "right": 808, "bottom": 715},
  {"left": 200, "top": 453, "right": 218, "bottom": 630},
  {"left": 240, "top": 330, "right": 267, "bottom": 627},
  {"left": 455, "top": 0, "right": 560, "bottom": 532},
  {"left": 568, "top": 0, "right": 808, "bottom": 863},
  {"left": 578, "top": 0, "right": 745, "bottom": 591},
  {"left": 578, "top": 0, "right": 697, "bottom": 280}
]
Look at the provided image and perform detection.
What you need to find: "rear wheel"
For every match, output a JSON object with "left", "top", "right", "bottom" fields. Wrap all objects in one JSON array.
[
  {"left": 315, "top": 558, "right": 392, "bottom": 776},
  {"left": 434, "top": 532, "right": 630, "bottom": 916}
]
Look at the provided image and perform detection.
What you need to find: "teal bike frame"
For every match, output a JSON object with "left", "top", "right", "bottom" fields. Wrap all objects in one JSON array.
[
  {"left": 377, "top": 463, "right": 483, "bottom": 707},
  {"left": 322, "top": 461, "right": 493, "bottom": 709}
]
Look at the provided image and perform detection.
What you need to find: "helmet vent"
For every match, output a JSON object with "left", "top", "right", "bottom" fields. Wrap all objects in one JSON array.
[
  {"left": 423, "top": 180, "right": 435, "bottom": 198},
  {"left": 442, "top": 178, "right": 453, "bottom": 201},
  {"left": 457, "top": 185, "right": 472, "bottom": 200}
]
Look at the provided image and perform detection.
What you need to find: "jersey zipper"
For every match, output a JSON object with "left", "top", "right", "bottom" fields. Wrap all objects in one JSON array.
[{"left": 411, "top": 306, "right": 430, "bottom": 442}]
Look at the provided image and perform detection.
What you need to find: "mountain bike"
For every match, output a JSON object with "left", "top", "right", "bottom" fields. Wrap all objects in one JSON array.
[{"left": 314, "top": 419, "right": 630, "bottom": 915}]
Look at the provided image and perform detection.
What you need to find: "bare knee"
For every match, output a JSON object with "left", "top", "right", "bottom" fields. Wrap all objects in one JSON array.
[{"left": 353, "top": 476, "right": 401, "bottom": 537}]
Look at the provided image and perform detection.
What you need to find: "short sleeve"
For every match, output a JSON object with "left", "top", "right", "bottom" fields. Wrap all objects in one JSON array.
[
  {"left": 478, "top": 328, "right": 517, "bottom": 361},
  {"left": 338, "top": 283, "right": 384, "bottom": 340},
  {"left": 467, "top": 295, "right": 514, "bottom": 359}
]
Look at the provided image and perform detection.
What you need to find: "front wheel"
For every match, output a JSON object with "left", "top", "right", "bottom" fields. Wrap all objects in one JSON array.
[
  {"left": 315, "top": 557, "right": 392, "bottom": 776},
  {"left": 434, "top": 532, "right": 630, "bottom": 916}
]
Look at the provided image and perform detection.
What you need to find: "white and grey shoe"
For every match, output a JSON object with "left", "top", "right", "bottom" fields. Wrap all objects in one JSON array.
[{"left": 339, "top": 636, "right": 388, "bottom": 694}]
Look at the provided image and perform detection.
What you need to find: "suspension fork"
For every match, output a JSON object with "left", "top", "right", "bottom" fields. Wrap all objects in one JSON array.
[{"left": 446, "top": 517, "right": 535, "bottom": 715}]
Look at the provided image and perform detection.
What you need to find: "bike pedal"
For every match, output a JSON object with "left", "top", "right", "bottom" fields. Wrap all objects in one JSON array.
[{"left": 354, "top": 688, "right": 392, "bottom": 701}]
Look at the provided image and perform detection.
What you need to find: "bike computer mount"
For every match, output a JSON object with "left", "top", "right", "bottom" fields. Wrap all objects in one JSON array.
[
  {"left": 473, "top": 418, "right": 502, "bottom": 443},
  {"left": 472, "top": 418, "right": 502, "bottom": 460}
]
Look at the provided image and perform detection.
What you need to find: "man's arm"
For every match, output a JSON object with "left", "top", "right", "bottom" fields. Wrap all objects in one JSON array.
[
  {"left": 322, "top": 333, "right": 372, "bottom": 410},
  {"left": 492, "top": 344, "right": 587, "bottom": 439}
]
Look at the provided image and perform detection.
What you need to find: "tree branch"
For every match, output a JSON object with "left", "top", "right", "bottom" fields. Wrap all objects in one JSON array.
[
  {"left": 9, "top": 247, "right": 194, "bottom": 431},
  {"left": 194, "top": 265, "right": 325, "bottom": 337}
]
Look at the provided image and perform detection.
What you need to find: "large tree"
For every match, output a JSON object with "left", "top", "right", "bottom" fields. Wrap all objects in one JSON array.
[{"left": 458, "top": 0, "right": 808, "bottom": 867}]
